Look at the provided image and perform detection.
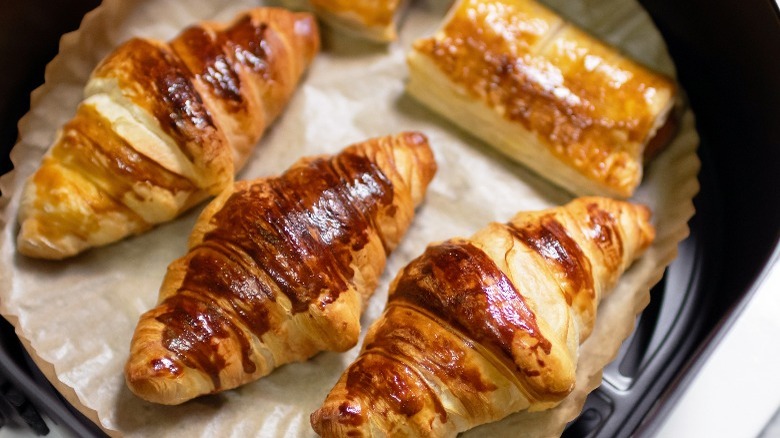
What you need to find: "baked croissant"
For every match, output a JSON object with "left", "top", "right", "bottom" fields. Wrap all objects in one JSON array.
[
  {"left": 125, "top": 132, "right": 437, "bottom": 405},
  {"left": 286, "top": 0, "right": 407, "bottom": 42},
  {"left": 407, "top": 0, "right": 677, "bottom": 198},
  {"left": 311, "top": 197, "right": 655, "bottom": 437},
  {"left": 16, "top": 7, "right": 320, "bottom": 259}
]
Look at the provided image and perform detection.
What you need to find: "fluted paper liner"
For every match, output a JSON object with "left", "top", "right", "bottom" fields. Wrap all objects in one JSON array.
[{"left": 0, "top": 0, "right": 699, "bottom": 436}]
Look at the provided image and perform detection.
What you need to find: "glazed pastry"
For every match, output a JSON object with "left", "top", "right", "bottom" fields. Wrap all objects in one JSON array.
[
  {"left": 309, "top": 0, "right": 408, "bottom": 41},
  {"left": 311, "top": 197, "right": 654, "bottom": 437},
  {"left": 16, "top": 7, "right": 320, "bottom": 259},
  {"left": 407, "top": 0, "right": 677, "bottom": 198},
  {"left": 125, "top": 132, "right": 437, "bottom": 405}
]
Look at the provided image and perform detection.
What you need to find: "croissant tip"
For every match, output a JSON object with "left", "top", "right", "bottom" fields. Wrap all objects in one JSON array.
[
  {"left": 637, "top": 203, "right": 653, "bottom": 222},
  {"left": 310, "top": 400, "right": 365, "bottom": 438},
  {"left": 400, "top": 131, "right": 428, "bottom": 145},
  {"left": 124, "top": 356, "right": 196, "bottom": 405},
  {"left": 291, "top": 12, "right": 321, "bottom": 61},
  {"left": 309, "top": 409, "right": 325, "bottom": 436},
  {"left": 125, "top": 377, "right": 191, "bottom": 406},
  {"left": 16, "top": 226, "right": 81, "bottom": 260},
  {"left": 636, "top": 203, "right": 656, "bottom": 246}
]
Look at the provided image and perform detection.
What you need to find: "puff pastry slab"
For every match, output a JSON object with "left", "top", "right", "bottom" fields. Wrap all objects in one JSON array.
[
  {"left": 311, "top": 197, "right": 655, "bottom": 437},
  {"left": 16, "top": 7, "right": 319, "bottom": 259},
  {"left": 125, "top": 132, "right": 437, "bottom": 405},
  {"left": 407, "top": 0, "right": 677, "bottom": 198}
]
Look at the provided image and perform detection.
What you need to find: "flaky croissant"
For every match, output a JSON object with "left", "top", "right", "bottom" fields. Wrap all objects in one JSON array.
[
  {"left": 16, "top": 7, "right": 319, "bottom": 259},
  {"left": 125, "top": 132, "right": 437, "bottom": 405},
  {"left": 311, "top": 197, "right": 654, "bottom": 437},
  {"left": 285, "top": 0, "right": 407, "bottom": 42}
]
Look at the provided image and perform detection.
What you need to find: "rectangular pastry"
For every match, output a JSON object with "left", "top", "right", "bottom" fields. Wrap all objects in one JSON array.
[{"left": 407, "top": 0, "right": 677, "bottom": 197}]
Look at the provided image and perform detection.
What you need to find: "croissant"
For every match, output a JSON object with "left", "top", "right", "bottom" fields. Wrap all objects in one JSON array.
[
  {"left": 311, "top": 197, "right": 655, "bottom": 437},
  {"left": 285, "top": 0, "right": 407, "bottom": 42},
  {"left": 125, "top": 132, "right": 437, "bottom": 405},
  {"left": 407, "top": 0, "right": 677, "bottom": 198},
  {"left": 16, "top": 7, "right": 320, "bottom": 259}
]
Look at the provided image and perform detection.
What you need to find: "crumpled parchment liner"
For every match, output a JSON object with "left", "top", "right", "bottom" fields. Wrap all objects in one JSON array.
[{"left": 0, "top": 0, "right": 699, "bottom": 436}]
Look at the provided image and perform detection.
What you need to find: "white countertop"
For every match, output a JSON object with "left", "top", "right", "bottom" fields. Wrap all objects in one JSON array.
[{"left": 653, "top": 249, "right": 780, "bottom": 438}]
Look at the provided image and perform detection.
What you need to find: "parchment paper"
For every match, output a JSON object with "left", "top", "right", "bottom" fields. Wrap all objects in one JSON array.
[{"left": 0, "top": 0, "right": 699, "bottom": 436}]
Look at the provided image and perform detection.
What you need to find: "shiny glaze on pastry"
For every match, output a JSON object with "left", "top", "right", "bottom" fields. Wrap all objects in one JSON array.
[
  {"left": 408, "top": 0, "right": 676, "bottom": 198},
  {"left": 125, "top": 132, "right": 437, "bottom": 405},
  {"left": 17, "top": 8, "right": 319, "bottom": 259},
  {"left": 312, "top": 197, "right": 654, "bottom": 437},
  {"left": 311, "top": 0, "right": 400, "bottom": 28},
  {"left": 306, "top": 0, "right": 405, "bottom": 41}
]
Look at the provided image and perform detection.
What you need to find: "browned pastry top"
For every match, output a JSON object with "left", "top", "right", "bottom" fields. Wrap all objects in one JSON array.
[
  {"left": 94, "top": 38, "right": 219, "bottom": 163},
  {"left": 152, "top": 149, "right": 397, "bottom": 385},
  {"left": 413, "top": 0, "right": 675, "bottom": 194},
  {"left": 93, "top": 9, "right": 316, "bottom": 169},
  {"left": 310, "top": 197, "right": 655, "bottom": 436},
  {"left": 389, "top": 239, "right": 567, "bottom": 402},
  {"left": 175, "top": 16, "right": 272, "bottom": 105},
  {"left": 55, "top": 103, "right": 197, "bottom": 192},
  {"left": 350, "top": 303, "right": 501, "bottom": 423},
  {"left": 506, "top": 213, "right": 598, "bottom": 321},
  {"left": 17, "top": 7, "right": 320, "bottom": 260},
  {"left": 310, "top": 0, "right": 401, "bottom": 28}
]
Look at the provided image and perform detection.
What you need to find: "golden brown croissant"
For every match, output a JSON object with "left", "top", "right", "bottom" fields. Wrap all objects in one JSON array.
[
  {"left": 291, "top": 0, "right": 407, "bottom": 42},
  {"left": 16, "top": 7, "right": 320, "bottom": 259},
  {"left": 407, "top": 0, "right": 677, "bottom": 198},
  {"left": 311, "top": 197, "right": 654, "bottom": 437},
  {"left": 125, "top": 132, "right": 437, "bottom": 405}
]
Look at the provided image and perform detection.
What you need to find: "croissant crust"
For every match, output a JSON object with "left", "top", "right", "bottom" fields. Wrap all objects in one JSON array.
[
  {"left": 125, "top": 132, "right": 437, "bottom": 405},
  {"left": 16, "top": 7, "right": 319, "bottom": 259},
  {"left": 311, "top": 197, "right": 654, "bottom": 437},
  {"left": 307, "top": 0, "right": 407, "bottom": 42}
]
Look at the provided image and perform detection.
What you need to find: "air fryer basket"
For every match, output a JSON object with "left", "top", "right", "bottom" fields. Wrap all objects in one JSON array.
[{"left": 1, "top": 0, "right": 778, "bottom": 436}]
